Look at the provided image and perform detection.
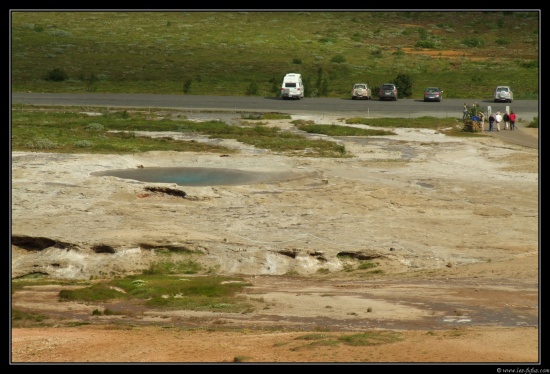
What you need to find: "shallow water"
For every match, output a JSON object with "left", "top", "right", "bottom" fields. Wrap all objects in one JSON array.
[{"left": 91, "top": 167, "right": 306, "bottom": 186}]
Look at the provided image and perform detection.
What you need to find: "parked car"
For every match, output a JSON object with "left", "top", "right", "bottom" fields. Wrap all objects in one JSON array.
[
  {"left": 351, "top": 83, "right": 372, "bottom": 100},
  {"left": 494, "top": 86, "right": 513, "bottom": 103},
  {"left": 281, "top": 73, "right": 304, "bottom": 100},
  {"left": 379, "top": 83, "right": 398, "bottom": 101},
  {"left": 423, "top": 87, "right": 443, "bottom": 102}
]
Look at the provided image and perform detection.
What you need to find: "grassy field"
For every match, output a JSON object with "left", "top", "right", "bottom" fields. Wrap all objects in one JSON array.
[{"left": 10, "top": 11, "right": 539, "bottom": 99}]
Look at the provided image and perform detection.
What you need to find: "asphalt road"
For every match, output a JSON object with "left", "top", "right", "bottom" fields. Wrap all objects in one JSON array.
[
  {"left": 11, "top": 92, "right": 539, "bottom": 149},
  {"left": 11, "top": 92, "right": 539, "bottom": 121}
]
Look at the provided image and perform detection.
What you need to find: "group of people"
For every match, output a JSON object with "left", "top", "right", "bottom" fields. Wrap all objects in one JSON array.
[
  {"left": 463, "top": 103, "right": 516, "bottom": 132},
  {"left": 488, "top": 110, "right": 516, "bottom": 132},
  {"left": 463, "top": 102, "right": 480, "bottom": 120}
]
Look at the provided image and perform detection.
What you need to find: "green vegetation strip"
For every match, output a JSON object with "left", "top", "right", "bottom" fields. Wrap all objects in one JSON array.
[
  {"left": 12, "top": 105, "right": 502, "bottom": 158},
  {"left": 294, "top": 331, "right": 403, "bottom": 347}
]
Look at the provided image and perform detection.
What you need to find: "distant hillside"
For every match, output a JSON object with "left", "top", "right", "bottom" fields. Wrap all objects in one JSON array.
[{"left": 10, "top": 11, "right": 539, "bottom": 99}]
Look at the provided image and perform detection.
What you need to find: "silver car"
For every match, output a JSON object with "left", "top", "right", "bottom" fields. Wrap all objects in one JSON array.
[
  {"left": 494, "top": 86, "right": 513, "bottom": 103},
  {"left": 351, "top": 83, "right": 372, "bottom": 100}
]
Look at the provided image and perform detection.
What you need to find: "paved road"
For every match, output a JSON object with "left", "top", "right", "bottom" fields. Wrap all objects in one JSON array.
[
  {"left": 11, "top": 92, "right": 539, "bottom": 122},
  {"left": 11, "top": 92, "right": 539, "bottom": 149}
]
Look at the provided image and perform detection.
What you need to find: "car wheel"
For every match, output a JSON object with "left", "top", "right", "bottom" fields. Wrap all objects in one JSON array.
[{"left": 352, "top": 97, "right": 356, "bottom": 100}]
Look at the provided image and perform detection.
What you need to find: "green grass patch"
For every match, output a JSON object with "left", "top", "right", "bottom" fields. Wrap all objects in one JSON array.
[
  {"left": 296, "top": 123, "right": 396, "bottom": 136},
  {"left": 365, "top": 269, "right": 385, "bottom": 275},
  {"left": 11, "top": 105, "right": 351, "bottom": 158},
  {"left": 446, "top": 127, "right": 491, "bottom": 138},
  {"left": 144, "top": 259, "right": 203, "bottom": 275},
  {"left": 56, "top": 261, "right": 254, "bottom": 313},
  {"left": 241, "top": 112, "right": 291, "bottom": 120},
  {"left": 11, "top": 308, "right": 49, "bottom": 324},
  {"left": 291, "top": 331, "right": 403, "bottom": 350},
  {"left": 59, "top": 282, "right": 127, "bottom": 302},
  {"left": 338, "top": 331, "right": 402, "bottom": 346},
  {"left": 345, "top": 116, "right": 459, "bottom": 130},
  {"left": 11, "top": 106, "right": 237, "bottom": 154},
  {"left": 358, "top": 261, "right": 378, "bottom": 270}
]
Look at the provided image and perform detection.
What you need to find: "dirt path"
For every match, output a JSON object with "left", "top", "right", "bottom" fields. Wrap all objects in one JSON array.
[{"left": 11, "top": 325, "right": 538, "bottom": 363}]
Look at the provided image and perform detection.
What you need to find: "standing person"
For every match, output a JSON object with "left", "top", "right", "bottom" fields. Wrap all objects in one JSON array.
[
  {"left": 495, "top": 111, "right": 502, "bottom": 131},
  {"left": 489, "top": 113, "right": 495, "bottom": 132},
  {"left": 509, "top": 111, "right": 517, "bottom": 130},
  {"left": 503, "top": 111, "right": 510, "bottom": 130},
  {"left": 478, "top": 111, "right": 485, "bottom": 131},
  {"left": 462, "top": 103, "right": 468, "bottom": 119}
]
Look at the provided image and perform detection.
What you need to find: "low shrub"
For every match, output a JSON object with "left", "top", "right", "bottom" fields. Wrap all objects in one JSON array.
[
  {"left": 330, "top": 54, "right": 346, "bottom": 63},
  {"left": 45, "top": 67, "right": 68, "bottom": 82},
  {"left": 527, "top": 116, "right": 539, "bottom": 128},
  {"left": 85, "top": 123, "right": 104, "bottom": 131},
  {"left": 75, "top": 140, "right": 93, "bottom": 147}
]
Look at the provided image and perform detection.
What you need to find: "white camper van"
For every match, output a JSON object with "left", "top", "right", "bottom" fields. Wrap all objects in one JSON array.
[{"left": 281, "top": 73, "right": 304, "bottom": 100}]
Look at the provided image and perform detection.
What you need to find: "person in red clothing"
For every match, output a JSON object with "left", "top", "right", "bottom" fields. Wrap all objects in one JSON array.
[{"left": 509, "top": 111, "right": 517, "bottom": 130}]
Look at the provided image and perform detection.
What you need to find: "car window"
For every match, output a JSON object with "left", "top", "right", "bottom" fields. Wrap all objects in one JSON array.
[
  {"left": 382, "top": 85, "right": 394, "bottom": 90},
  {"left": 285, "top": 83, "right": 297, "bottom": 88},
  {"left": 355, "top": 85, "right": 366, "bottom": 89}
]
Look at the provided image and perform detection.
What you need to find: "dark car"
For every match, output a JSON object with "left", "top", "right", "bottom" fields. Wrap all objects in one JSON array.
[
  {"left": 423, "top": 87, "right": 443, "bottom": 102},
  {"left": 379, "top": 83, "right": 398, "bottom": 101}
]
